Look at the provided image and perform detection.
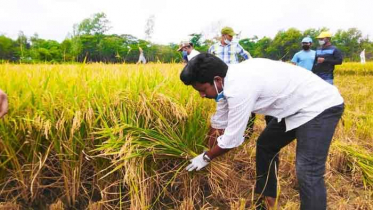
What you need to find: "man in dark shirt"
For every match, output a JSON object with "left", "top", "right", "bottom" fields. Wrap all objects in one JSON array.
[{"left": 312, "top": 31, "right": 343, "bottom": 85}]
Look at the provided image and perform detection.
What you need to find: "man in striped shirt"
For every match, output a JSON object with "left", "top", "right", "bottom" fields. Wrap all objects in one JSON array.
[
  {"left": 209, "top": 27, "right": 255, "bottom": 140},
  {"left": 208, "top": 27, "right": 251, "bottom": 64}
]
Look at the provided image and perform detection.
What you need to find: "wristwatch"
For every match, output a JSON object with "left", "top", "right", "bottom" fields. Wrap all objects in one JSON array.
[{"left": 203, "top": 152, "right": 211, "bottom": 162}]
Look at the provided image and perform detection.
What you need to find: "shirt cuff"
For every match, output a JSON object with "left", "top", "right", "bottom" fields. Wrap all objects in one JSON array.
[
  {"left": 210, "top": 119, "right": 228, "bottom": 129},
  {"left": 217, "top": 135, "right": 245, "bottom": 149}
]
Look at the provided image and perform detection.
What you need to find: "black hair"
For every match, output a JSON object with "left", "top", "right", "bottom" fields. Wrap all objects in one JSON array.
[{"left": 180, "top": 53, "right": 228, "bottom": 85}]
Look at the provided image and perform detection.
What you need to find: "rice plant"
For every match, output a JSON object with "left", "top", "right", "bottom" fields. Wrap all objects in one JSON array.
[{"left": 0, "top": 62, "right": 372, "bottom": 209}]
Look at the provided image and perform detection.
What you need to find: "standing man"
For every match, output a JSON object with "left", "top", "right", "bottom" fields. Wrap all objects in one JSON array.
[
  {"left": 178, "top": 41, "right": 200, "bottom": 62},
  {"left": 209, "top": 26, "right": 255, "bottom": 135},
  {"left": 0, "top": 89, "right": 8, "bottom": 118},
  {"left": 136, "top": 47, "right": 147, "bottom": 64},
  {"left": 291, "top": 37, "right": 316, "bottom": 71},
  {"left": 181, "top": 53, "right": 344, "bottom": 210},
  {"left": 208, "top": 26, "right": 252, "bottom": 64},
  {"left": 312, "top": 31, "right": 343, "bottom": 85},
  {"left": 178, "top": 43, "right": 189, "bottom": 64}
]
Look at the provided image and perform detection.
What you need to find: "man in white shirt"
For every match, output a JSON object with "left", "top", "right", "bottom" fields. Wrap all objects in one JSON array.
[
  {"left": 178, "top": 41, "right": 200, "bottom": 61},
  {"left": 136, "top": 47, "right": 146, "bottom": 64},
  {"left": 180, "top": 53, "right": 344, "bottom": 210}
]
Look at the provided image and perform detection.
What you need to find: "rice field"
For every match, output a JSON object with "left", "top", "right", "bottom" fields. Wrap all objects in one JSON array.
[{"left": 0, "top": 62, "right": 372, "bottom": 209}]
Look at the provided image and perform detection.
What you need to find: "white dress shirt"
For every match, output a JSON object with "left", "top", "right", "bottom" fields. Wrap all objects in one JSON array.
[
  {"left": 187, "top": 49, "right": 200, "bottom": 61},
  {"left": 210, "top": 58, "right": 344, "bottom": 149}
]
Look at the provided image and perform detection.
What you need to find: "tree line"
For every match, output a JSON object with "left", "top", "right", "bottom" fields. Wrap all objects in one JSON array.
[{"left": 1, "top": 13, "right": 372, "bottom": 63}]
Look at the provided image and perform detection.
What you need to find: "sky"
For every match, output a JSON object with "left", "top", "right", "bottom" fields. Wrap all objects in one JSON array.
[{"left": 1, "top": 0, "right": 373, "bottom": 44}]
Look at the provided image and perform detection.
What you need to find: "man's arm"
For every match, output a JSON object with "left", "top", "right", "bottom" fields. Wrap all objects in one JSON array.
[
  {"left": 185, "top": 99, "right": 228, "bottom": 171},
  {"left": 311, "top": 51, "right": 319, "bottom": 72},
  {"left": 206, "top": 89, "right": 259, "bottom": 160},
  {"left": 208, "top": 45, "right": 215, "bottom": 55},
  {"left": 291, "top": 53, "right": 298, "bottom": 65},
  {"left": 205, "top": 126, "right": 228, "bottom": 160},
  {"left": 186, "top": 83, "right": 260, "bottom": 171},
  {"left": 237, "top": 44, "right": 250, "bottom": 60},
  {"left": 0, "top": 90, "right": 8, "bottom": 118},
  {"left": 324, "top": 48, "right": 343, "bottom": 65},
  {"left": 206, "top": 126, "right": 224, "bottom": 149},
  {"left": 206, "top": 144, "right": 230, "bottom": 160}
]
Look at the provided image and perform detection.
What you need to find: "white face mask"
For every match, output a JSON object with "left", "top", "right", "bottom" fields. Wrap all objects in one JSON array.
[
  {"left": 213, "top": 80, "right": 225, "bottom": 102},
  {"left": 223, "top": 35, "right": 231, "bottom": 45},
  {"left": 319, "top": 40, "right": 326, "bottom": 46}
]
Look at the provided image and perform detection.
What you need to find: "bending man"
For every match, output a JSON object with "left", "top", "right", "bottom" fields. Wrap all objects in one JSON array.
[{"left": 181, "top": 53, "right": 344, "bottom": 210}]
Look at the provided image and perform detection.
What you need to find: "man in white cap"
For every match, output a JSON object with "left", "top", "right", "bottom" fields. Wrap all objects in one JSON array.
[
  {"left": 177, "top": 41, "right": 200, "bottom": 62},
  {"left": 291, "top": 37, "right": 316, "bottom": 71}
]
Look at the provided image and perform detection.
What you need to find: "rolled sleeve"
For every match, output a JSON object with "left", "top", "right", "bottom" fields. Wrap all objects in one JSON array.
[
  {"left": 291, "top": 53, "right": 298, "bottom": 64},
  {"left": 208, "top": 45, "right": 214, "bottom": 55},
  {"left": 237, "top": 44, "right": 249, "bottom": 60},
  {"left": 217, "top": 91, "right": 259, "bottom": 149}
]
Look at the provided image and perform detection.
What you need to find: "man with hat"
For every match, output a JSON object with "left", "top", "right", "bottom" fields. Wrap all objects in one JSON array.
[
  {"left": 208, "top": 26, "right": 251, "bottom": 64},
  {"left": 177, "top": 41, "right": 200, "bottom": 62},
  {"left": 291, "top": 37, "right": 316, "bottom": 71},
  {"left": 311, "top": 31, "right": 343, "bottom": 85},
  {"left": 178, "top": 43, "right": 189, "bottom": 64},
  {"left": 208, "top": 27, "right": 255, "bottom": 145}
]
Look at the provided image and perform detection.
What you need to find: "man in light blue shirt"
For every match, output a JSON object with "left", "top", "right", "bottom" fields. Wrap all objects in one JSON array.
[{"left": 291, "top": 37, "right": 316, "bottom": 71}]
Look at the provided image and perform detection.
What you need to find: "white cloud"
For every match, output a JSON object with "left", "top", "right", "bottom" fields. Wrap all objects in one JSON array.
[{"left": 0, "top": 0, "right": 372, "bottom": 44}]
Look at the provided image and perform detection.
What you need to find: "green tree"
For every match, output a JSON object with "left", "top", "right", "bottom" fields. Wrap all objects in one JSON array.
[
  {"left": 78, "top": 35, "right": 100, "bottom": 62},
  {"left": 269, "top": 28, "right": 302, "bottom": 60},
  {"left": 239, "top": 36, "right": 257, "bottom": 57},
  {"left": 61, "top": 39, "right": 72, "bottom": 62},
  {"left": 360, "top": 36, "right": 373, "bottom": 61},
  {"left": 30, "top": 35, "right": 63, "bottom": 62},
  {"left": 189, "top": 33, "right": 203, "bottom": 48},
  {"left": 0, "top": 35, "right": 17, "bottom": 61},
  {"left": 189, "top": 33, "right": 209, "bottom": 53},
  {"left": 333, "top": 28, "right": 363, "bottom": 61},
  {"left": 16, "top": 31, "right": 30, "bottom": 61},
  {"left": 98, "top": 35, "right": 125, "bottom": 63},
  {"left": 252, "top": 37, "right": 272, "bottom": 58},
  {"left": 76, "top": 12, "right": 111, "bottom": 35}
]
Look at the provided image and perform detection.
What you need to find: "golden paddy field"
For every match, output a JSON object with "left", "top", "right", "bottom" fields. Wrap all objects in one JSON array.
[{"left": 0, "top": 62, "right": 372, "bottom": 209}]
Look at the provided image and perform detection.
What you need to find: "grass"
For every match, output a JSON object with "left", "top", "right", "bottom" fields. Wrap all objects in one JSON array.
[{"left": 0, "top": 62, "right": 372, "bottom": 209}]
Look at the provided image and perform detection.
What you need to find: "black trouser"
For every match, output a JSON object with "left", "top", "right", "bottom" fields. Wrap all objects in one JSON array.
[
  {"left": 255, "top": 104, "right": 344, "bottom": 210},
  {"left": 247, "top": 113, "right": 256, "bottom": 137},
  {"left": 264, "top": 115, "right": 274, "bottom": 125}
]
